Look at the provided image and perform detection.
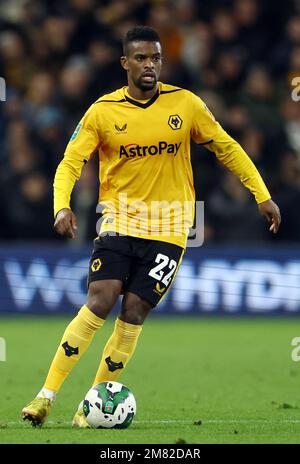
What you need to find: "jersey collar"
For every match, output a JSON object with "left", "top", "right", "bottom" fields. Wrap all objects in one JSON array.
[{"left": 124, "top": 86, "right": 160, "bottom": 109}]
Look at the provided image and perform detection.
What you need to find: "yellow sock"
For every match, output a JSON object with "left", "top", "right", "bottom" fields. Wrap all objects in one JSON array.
[
  {"left": 92, "top": 318, "right": 142, "bottom": 386},
  {"left": 43, "top": 305, "right": 105, "bottom": 393}
]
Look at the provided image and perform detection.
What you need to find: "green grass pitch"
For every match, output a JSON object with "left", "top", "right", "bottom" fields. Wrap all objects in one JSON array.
[{"left": 1, "top": 316, "right": 300, "bottom": 444}]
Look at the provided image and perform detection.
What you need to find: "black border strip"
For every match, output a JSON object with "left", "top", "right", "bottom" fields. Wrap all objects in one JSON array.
[
  {"left": 96, "top": 88, "right": 183, "bottom": 109},
  {"left": 125, "top": 90, "right": 160, "bottom": 109},
  {"left": 96, "top": 99, "right": 126, "bottom": 104},
  {"left": 160, "top": 89, "right": 182, "bottom": 94}
]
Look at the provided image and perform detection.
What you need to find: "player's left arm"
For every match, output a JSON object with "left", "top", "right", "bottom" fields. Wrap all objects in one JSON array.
[{"left": 190, "top": 93, "right": 281, "bottom": 233}]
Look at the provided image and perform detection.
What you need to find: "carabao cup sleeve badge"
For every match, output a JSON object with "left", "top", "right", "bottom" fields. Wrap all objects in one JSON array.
[{"left": 70, "top": 122, "right": 82, "bottom": 141}]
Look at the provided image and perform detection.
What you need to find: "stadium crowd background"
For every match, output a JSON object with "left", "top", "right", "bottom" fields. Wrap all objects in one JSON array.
[{"left": 0, "top": 0, "right": 299, "bottom": 245}]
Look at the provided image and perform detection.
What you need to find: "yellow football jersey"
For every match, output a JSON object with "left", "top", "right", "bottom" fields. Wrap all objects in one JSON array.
[{"left": 54, "top": 82, "right": 271, "bottom": 248}]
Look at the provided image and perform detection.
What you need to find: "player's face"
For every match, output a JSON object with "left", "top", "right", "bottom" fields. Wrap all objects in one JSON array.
[{"left": 121, "top": 41, "right": 162, "bottom": 92}]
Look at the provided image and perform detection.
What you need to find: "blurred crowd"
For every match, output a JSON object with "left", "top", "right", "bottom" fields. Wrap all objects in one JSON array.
[{"left": 0, "top": 0, "right": 300, "bottom": 244}]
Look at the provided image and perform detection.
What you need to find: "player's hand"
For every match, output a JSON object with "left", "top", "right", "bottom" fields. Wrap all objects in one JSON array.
[
  {"left": 54, "top": 208, "right": 78, "bottom": 239},
  {"left": 258, "top": 199, "right": 281, "bottom": 234}
]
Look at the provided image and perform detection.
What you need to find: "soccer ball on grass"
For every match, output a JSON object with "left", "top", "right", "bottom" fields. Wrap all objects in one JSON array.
[{"left": 83, "top": 381, "right": 136, "bottom": 429}]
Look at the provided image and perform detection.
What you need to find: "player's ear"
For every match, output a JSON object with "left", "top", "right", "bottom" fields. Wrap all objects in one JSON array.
[{"left": 120, "top": 56, "right": 129, "bottom": 71}]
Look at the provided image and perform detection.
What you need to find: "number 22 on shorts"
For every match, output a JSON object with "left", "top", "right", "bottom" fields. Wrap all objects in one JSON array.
[{"left": 148, "top": 253, "right": 177, "bottom": 286}]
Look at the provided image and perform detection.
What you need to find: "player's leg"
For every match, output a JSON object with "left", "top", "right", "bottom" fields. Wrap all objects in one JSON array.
[
  {"left": 72, "top": 237, "right": 184, "bottom": 428},
  {"left": 22, "top": 280, "right": 122, "bottom": 427},
  {"left": 42, "top": 279, "right": 122, "bottom": 393},
  {"left": 92, "top": 291, "right": 151, "bottom": 385},
  {"left": 22, "top": 235, "right": 132, "bottom": 427},
  {"left": 87, "top": 238, "right": 184, "bottom": 388},
  {"left": 72, "top": 292, "right": 151, "bottom": 428}
]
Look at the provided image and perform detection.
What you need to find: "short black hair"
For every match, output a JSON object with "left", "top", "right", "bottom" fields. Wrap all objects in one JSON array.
[{"left": 123, "top": 26, "right": 161, "bottom": 55}]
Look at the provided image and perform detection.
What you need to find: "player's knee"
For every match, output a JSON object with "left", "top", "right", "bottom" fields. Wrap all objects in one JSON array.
[
  {"left": 120, "top": 296, "right": 153, "bottom": 325},
  {"left": 87, "top": 281, "right": 121, "bottom": 319},
  {"left": 87, "top": 295, "right": 111, "bottom": 319},
  {"left": 87, "top": 297, "right": 108, "bottom": 319},
  {"left": 120, "top": 309, "right": 145, "bottom": 325}
]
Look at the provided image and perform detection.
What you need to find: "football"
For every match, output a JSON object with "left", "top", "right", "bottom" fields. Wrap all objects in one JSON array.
[{"left": 83, "top": 381, "right": 136, "bottom": 429}]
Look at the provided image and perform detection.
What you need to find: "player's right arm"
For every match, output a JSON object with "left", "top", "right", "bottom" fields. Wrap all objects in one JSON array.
[{"left": 53, "top": 104, "right": 101, "bottom": 238}]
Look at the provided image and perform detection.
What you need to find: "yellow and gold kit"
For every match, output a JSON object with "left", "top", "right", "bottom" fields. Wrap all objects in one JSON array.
[{"left": 54, "top": 82, "right": 271, "bottom": 248}]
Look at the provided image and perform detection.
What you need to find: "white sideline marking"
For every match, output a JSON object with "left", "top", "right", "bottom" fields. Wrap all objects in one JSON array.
[
  {"left": 4, "top": 419, "right": 300, "bottom": 426},
  {"left": 141, "top": 419, "right": 300, "bottom": 424}
]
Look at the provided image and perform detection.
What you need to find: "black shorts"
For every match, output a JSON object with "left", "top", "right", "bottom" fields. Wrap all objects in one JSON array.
[{"left": 88, "top": 234, "right": 184, "bottom": 307}]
